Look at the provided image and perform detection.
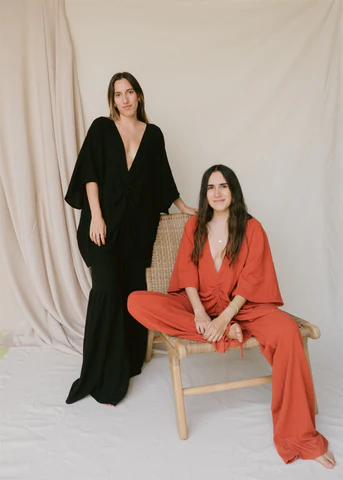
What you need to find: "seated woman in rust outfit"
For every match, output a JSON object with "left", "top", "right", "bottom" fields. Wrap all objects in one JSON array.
[{"left": 128, "top": 164, "right": 335, "bottom": 469}]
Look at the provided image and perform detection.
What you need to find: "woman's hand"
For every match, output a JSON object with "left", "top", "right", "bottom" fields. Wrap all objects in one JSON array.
[
  {"left": 89, "top": 216, "right": 107, "bottom": 246},
  {"left": 194, "top": 308, "right": 211, "bottom": 334},
  {"left": 181, "top": 205, "right": 198, "bottom": 216},
  {"left": 173, "top": 198, "right": 198, "bottom": 216},
  {"left": 203, "top": 315, "right": 229, "bottom": 343}
]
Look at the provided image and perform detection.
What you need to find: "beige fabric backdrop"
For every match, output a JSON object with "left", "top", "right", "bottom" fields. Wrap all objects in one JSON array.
[
  {"left": 0, "top": 0, "right": 342, "bottom": 362},
  {"left": 0, "top": 0, "right": 90, "bottom": 352}
]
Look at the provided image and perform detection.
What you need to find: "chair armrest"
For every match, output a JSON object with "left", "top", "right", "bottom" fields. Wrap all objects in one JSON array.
[{"left": 287, "top": 313, "right": 321, "bottom": 340}]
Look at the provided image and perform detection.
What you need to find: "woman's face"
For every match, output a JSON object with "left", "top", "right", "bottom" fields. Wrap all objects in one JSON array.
[
  {"left": 206, "top": 171, "right": 232, "bottom": 212},
  {"left": 114, "top": 78, "right": 139, "bottom": 118}
]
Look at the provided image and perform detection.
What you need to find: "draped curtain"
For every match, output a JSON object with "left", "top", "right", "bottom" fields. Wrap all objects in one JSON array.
[
  {"left": 0, "top": 0, "right": 89, "bottom": 354},
  {"left": 0, "top": 0, "right": 342, "bottom": 363}
]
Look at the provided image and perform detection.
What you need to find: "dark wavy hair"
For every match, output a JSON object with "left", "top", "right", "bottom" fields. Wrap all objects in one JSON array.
[
  {"left": 192, "top": 165, "right": 251, "bottom": 266},
  {"left": 107, "top": 72, "right": 149, "bottom": 123}
]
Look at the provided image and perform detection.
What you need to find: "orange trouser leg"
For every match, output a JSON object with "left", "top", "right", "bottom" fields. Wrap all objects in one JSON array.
[
  {"left": 239, "top": 310, "right": 328, "bottom": 463},
  {"left": 128, "top": 291, "right": 250, "bottom": 352},
  {"left": 128, "top": 291, "right": 205, "bottom": 341},
  {"left": 129, "top": 293, "right": 328, "bottom": 462}
]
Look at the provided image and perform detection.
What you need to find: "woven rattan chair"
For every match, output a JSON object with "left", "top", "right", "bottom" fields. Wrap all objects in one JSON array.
[{"left": 145, "top": 213, "right": 320, "bottom": 440}]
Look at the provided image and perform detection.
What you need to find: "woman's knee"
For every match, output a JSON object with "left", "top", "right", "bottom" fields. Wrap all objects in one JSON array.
[
  {"left": 277, "top": 312, "right": 302, "bottom": 341},
  {"left": 127, "top": 291, "right": 151, "bottom": 318}
]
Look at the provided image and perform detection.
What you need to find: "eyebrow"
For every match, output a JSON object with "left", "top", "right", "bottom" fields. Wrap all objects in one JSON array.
[
  {"left": 207, "top": 183, "right": 228, "bottom": 187},
  {"left": 114, "top": 88, "right": 134, "bottom": 94}
]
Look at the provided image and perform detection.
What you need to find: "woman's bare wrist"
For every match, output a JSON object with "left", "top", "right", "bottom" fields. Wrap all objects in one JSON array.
[
  {"left": 194, "top": 306, "right": 206, "bottom": 315},
  {"left": 91, "top": 209, "right": 103, "bottom": 219},
  {"left": 220, "top": 307, "right": 235, "bottom": 324}
]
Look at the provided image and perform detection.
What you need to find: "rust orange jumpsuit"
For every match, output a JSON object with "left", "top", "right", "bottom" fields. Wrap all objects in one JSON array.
[{"left": 128, "top": 216, "right": 328, "bottom": 463}]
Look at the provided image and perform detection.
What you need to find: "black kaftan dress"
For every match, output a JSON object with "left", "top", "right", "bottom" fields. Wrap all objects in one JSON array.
[{"left": 65, "top": 117, "right": 179, "bottom": 405}]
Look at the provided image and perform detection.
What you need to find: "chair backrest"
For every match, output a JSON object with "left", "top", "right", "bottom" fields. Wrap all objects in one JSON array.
[{"left": 146, "top": 213, "right": 190, "bottom": 293}]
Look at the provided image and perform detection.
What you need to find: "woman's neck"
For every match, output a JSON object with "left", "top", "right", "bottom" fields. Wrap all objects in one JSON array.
[
  {"left": 116, "top": 115, "right": 140, "bottom": 128},
  {"left": 210, "top": 209, "right": 229, "bottom": 224}
]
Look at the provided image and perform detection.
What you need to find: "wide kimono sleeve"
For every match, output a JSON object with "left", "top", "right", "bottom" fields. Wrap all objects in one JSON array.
[
  {"left": 232, "top": 220, "right": 283, "bottom": 305},
  {"left": 155, "top": 127, "right": 180, "bottom": 214},
  {"left": 65, "top": 119, "right": 101, "bottom": 209},
  {"left": 168, "top": 216, "right": 199, "bottom": 293}
]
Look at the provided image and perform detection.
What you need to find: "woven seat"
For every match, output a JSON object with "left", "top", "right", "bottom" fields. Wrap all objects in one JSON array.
[
  {"left": 145, "top": 213, "right": 320, "bottom": 439},
  {"left": 160, "top": 316, "right": 319, "bottom": 359}
]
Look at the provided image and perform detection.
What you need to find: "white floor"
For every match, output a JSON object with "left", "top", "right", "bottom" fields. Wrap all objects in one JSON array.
[{"left": 0, "top": 342, "right": 342, "bottom": 480}]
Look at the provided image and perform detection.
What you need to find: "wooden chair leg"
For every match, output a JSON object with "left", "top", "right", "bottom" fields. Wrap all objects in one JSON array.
[
  {"left": 145, "top": 330, "right": 155, "bottom": 362},
  {"left": 302, "top": 337, "right": 319, "bottom": 414},
  {"left": 168, "top": 350, "right": 188, "bottom": 440}
]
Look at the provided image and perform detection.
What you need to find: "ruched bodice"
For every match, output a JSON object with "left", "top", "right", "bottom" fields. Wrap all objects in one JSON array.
[{"left": 168, "top": 215, "right": 283, "bottom": 320}]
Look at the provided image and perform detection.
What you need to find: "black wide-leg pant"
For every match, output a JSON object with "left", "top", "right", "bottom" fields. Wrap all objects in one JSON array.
[{"left": 66, "top": 245, "right": 148, "bottom": 405}]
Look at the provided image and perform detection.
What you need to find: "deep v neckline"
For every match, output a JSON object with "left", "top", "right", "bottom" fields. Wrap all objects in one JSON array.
[
  {"left": 112, "top": 120, "right": 148, "bottom": 172},
  {"left": 206, "top": 238, "right": 226, "bottom": 277}
]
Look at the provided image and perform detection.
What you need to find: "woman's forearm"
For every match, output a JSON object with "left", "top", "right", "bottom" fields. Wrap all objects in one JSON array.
[
  {"left": 174, "top": 197, "right": 198, "bottom": 216},
  {"left": 185, "top": 287, "right": 206, "bottom": 313},
  {"left": 173, "top": 197, "right": 186, "bottom": 212},
  {"left": 186, "top": 287, "right": 211, "bottom": 334},
  {"left": 221, "top": 295, "right": 246, "bottom": 322},
  {"left": 86, "top": 182, "right": 106, "bottom": 246},
  {"left": 86, "top": 182, "right": 102, "bottom": 218}
]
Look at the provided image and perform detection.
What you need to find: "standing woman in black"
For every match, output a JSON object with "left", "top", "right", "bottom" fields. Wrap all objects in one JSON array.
[{"left": 65, "top": 72, "right": 196, "bottom": 405}]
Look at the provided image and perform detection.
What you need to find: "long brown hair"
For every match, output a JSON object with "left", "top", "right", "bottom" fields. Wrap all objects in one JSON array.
[
  {"left": 192, "top": 165, "right": 251, "bottom": 266},
  {"left": 107, "top": 72, "right": 149, "bottom": 123}
]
